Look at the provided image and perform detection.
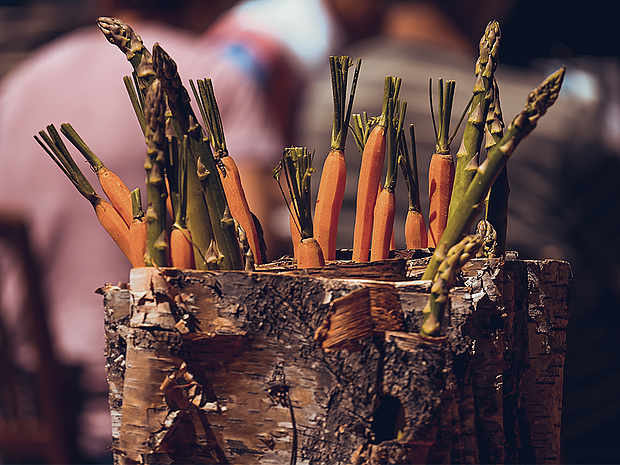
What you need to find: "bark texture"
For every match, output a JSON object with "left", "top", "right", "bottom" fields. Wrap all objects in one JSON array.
[{"left": 101, "top": 253, "right": 571, "bottom": 464}]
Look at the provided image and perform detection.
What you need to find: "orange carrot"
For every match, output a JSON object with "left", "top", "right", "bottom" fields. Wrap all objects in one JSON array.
[
  {"left": 426, "top": 79, "right": 461, "bottom": 247},
  {"left": 167, "top": 136, "right": 195, "bottom": 269},
  {"left": 164, "top": 177, "right": 174, "bottom": 222},
  {"left": 370, "top": 187, "right": 396, "bottom": 261},
  {"left": 219, "top": 155, "right": 263, "bottom": 264},
  {"left": 289, "top": 200, "right": 301, "bottom": 261},
  {"left": 128, "top": 188, "right": 146, "bottom": 267},
  {"left": 190, "top": 78, "right": 265, "bottom": 264},
  {"left": 297, "top": 238, "right": 324, "bottom": 269},
  {"left": 314, "top": 56, "right": 361, "bottom": 260},
  {"left": 35, "top": 125, "right": 131, "bottom": 263},
  {"left": 60, "top": 123, "right": 133, "bottom": 226},
  {"left": 370, "top": 100, "right": 406, "bottom": 261},
  {"left": 427, "top": 154, "right": 454, "bottom": 247},
  {"left": 94, "top": 197, "right": 132, "bottom": 260},
  {"left": 352, "top": 77, "right": 400, "bottom": 262},
  {"left": 405, "top": 210, "right": 427, "bottom": 249},
  {"left": 170, "top": 227, "right": 194, "bottom": 269},
  {"left": 274, "top": 147, "right": 322, "bottom": 269},
  {"left": 314, "top": 148, "right": 346, "bottom": 260},
  {"left": 399, "top": 125, "right": 428, "bottom": 249}
]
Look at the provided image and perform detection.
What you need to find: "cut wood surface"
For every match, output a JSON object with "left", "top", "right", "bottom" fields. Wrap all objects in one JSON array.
[{"left": 100, "top": 254, "right": 571, "bottom": 464}]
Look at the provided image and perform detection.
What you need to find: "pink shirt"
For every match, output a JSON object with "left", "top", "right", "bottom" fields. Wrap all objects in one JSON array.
[{"left": 0, "top": 21, "right": 281, "bottom": 389}]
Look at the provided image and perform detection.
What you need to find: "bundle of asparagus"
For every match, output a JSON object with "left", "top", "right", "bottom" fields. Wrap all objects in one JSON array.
[
  {"left": 35, "top": 18, "right": 565, "bottom": 334},
  {"left": 36, "top": 17, "right": 266, "bottom": 272}
]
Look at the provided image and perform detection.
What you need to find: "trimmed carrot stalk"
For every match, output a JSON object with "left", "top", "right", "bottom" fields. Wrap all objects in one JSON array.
[
  {"left": 289, "top": 200, "right": 301, "bottom": 260},
  {"left": 314, "top": 56, "right": 361, "bottom": 260},
  {"left": 370, "top": 188, "right": 395, "bottom": 261},
  {"left": 297, "top": 238, "right": 325, "bottom": 269},
  {"left": 352, "top": 77, "right": 400, "bottom": 262},
  {"left": 60, "top": 123, "right": 133, "bottom": 226},
  {"left": 128, "top": 188, "right": 146, "bottom": 267},
  {"left": 427, "top": 154, "right": 454, "bottom": 247},
  {"left": 370, "top": 99, "right": 406, "bottom": 261},
  {"left": 170, "top": 228, "right": 194, "bottom": 269},
  {"left": 405, "top": 210, "right": 427, "bottom": 249},
  {"left": 35, "top": 125, "right": 131, "bottom": 264}
]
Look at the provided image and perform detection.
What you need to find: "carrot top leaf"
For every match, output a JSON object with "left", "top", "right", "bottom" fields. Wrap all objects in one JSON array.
[
  {"left": 274, "top": 147, "right": 315, "bottom": 239},
  {"left": 330, "top": 56, "right": 361, "bottom": 151}
]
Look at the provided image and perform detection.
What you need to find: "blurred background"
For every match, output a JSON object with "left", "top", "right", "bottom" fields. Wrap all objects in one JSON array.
[{"left": 0, "top": 0, "right": 618, "bottom": 463}]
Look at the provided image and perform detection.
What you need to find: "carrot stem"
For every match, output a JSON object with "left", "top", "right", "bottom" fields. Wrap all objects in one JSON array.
[{"left": 60, "top": 123, "right": 133, "bottom": 226}]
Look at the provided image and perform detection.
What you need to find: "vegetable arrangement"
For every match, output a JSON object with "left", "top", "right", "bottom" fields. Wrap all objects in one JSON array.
[{"left": 36, "top": 18, "right": 565, "bottom": 337}]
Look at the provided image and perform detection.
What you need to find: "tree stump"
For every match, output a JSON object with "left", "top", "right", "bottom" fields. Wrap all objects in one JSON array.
[{"left": 99, "top": 253, "right": 571, "bottom": 464}]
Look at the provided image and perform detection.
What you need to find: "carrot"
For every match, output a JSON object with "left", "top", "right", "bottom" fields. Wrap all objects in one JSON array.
[
  {"left": 426, "top": 79, "right": 468, "bottom": 247},
  {"left": 166, "top": 135, "right": 195, "bottom": 269},
  {"left": 274, "top": 147, "right": 324, "bottom": 269},
  {"left": 218, "top": 156, "right": 263, "bottom": 264},
  {"left": 190, "top": 78, "right": 265, "bottom": 265},
  {"left": 94, "top": 197, "right": 132, "bottom": 260},
  {"left": 170, "top": 228, "right": 194, "bottom": 269},
  {"left": 370, "top": 99, "right": 405, "bottom": 261},
  {"left": 60, "top": 123, "right": 133, "bottom": 226},
  {"left": 398, "top": 124, "right": 427, "bottom": 249},
  {"left": 297, "top": 238, "right": 324, "bottom": 269},
  {"left": 289, "top": 200, "right": 301, "bottom": 261},
  {"left": 405, "top": 211, "right": 427, "bottom": 249},
  {"left": 351, "top": 77, "right": 400, "bottom": 262},
  {"left": 427, "top": 154, "right": 454, "bottom": 247},
  {"left": 35, "top": 125, "right": 131, "bottom": 263},
  {"left": 370, "top": 188, "right": 396, "bottom": 261},
  {"left": 314, "top": 56, "right": 361, "bottom": 260},
  {"left": 128, "top": 188, "right": 146, "bottom": 267}
]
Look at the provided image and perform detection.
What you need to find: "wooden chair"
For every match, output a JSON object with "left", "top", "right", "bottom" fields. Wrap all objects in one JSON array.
[{"left": 0, "top": 212, "right": 71, "bottom": 464}]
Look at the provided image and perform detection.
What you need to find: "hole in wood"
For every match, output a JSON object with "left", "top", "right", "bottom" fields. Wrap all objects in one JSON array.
[{"left": 371, "top": 395, "right": 405, "bottom": 444}]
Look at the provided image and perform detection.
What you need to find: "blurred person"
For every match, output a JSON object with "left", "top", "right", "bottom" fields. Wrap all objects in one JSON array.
[
  {"left": 297, "top": 0, "right": 599, "bottom": 261},
  {"left": 199, "top": 0, "right": 388, "bottom": 256},
  {"left": 297, "top": 2, "right": 620, "bottom": 463},
  {"left": 0, "top": 0, "right": 390, "bottom": 460},
  {"left": 0, "top": 1, "right": 234, "bottom": 461}
]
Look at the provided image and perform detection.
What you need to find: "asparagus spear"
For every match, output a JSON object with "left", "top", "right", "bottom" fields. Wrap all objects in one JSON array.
[
  {"left": 449, "top": 20, "right": 501, "bottom": 219},
  {"left": 96, "top": 17, "right": 155, "bottom": 94},
  {"left": 475, "top": 219, "right": 498, "bottom": 258},
  {"left": 123, "top": 74, "right": 146, "bottom": 135},
  {"left": 143, "top": 79, "right": 169, "bottom": 267},
  {"left": 484, "top": 79, "right": 509, "bottom": 254},
  {"left": 421, "top": 234, "right": 483, "bottom": 337},
  {"left": 422, "top": 67, "right": 566, "bottom": 280},
  {"left": 152, "top": 42, "right": 242, "bottom": 270}
]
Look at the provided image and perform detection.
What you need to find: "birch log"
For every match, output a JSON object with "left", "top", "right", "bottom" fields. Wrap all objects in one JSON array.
[{"left": 100, "top": 253, "right": 571, "bottom": 464}]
